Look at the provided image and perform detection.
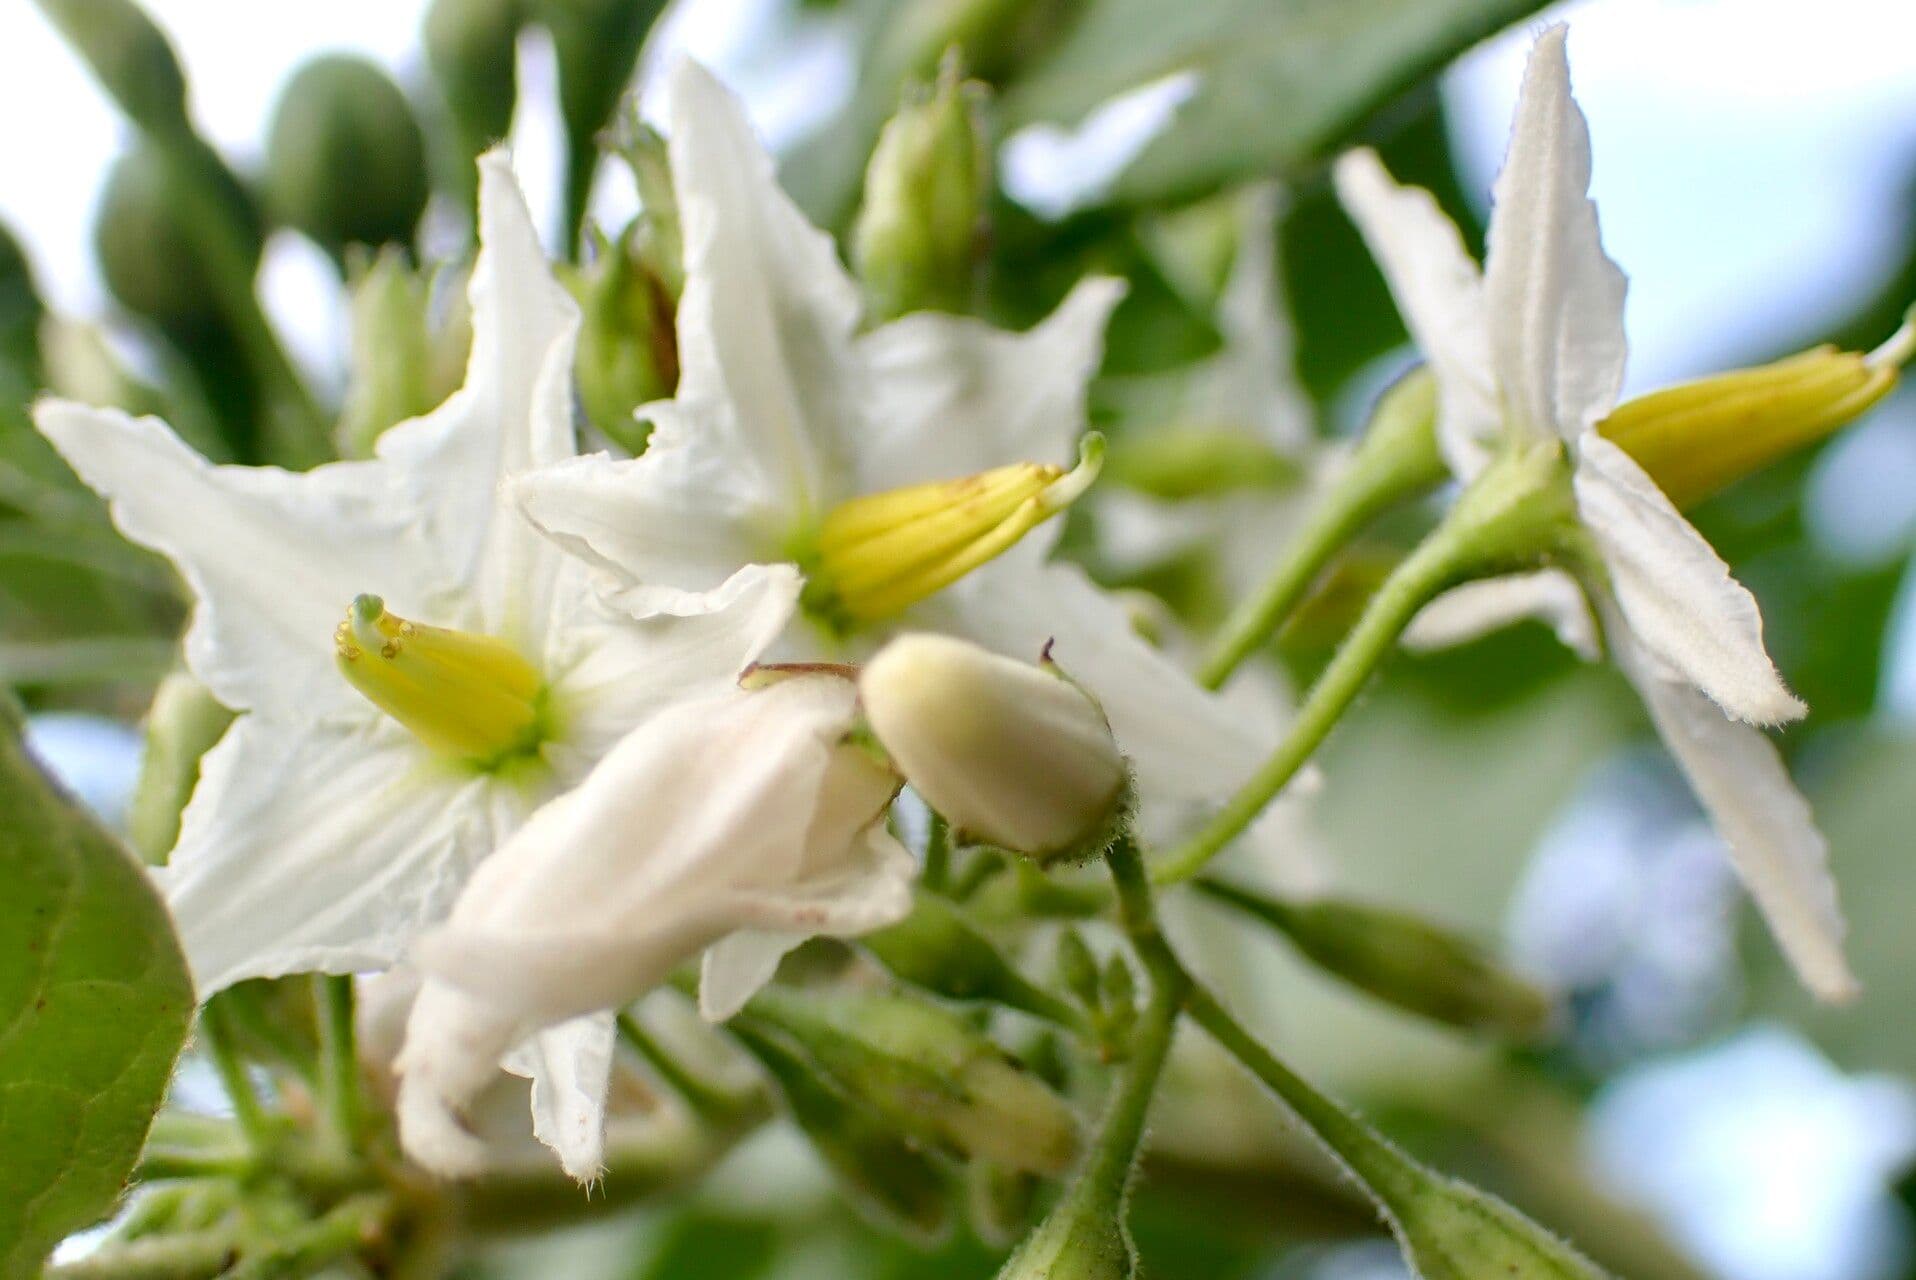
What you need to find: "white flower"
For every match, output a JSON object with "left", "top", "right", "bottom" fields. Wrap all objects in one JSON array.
[
  {"left": 395, "top": 672, "right": 912, "bottom": 1177},
  {"left": 512, "top": 60, "right": 1275, "bottom": 822},
  {"left": 34, "top": 154, "right": 800, "bottom": 1174},
  {"left": 1333, "top": 25, "right": 1853, "bottom": 1000}
]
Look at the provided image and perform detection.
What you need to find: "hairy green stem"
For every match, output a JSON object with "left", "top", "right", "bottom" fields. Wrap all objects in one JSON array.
[
  {"left": 1199, "top": 370, "right": 1446, "bottom": 689},
  {"left": 616, "top": 1012, "right": 758, "bottom": 1123},
  {"left": 197, "top": 998, "right": 271, "bottom": 1149},
  {"left": 315, "top": 975, "right": 360, "bottom": 1156},
  {"left": 1159, "top": 527, "right": 1466, "bottom": 883},
  {"left": 922, "top": 811, "right": 953, "bottom": 893},
  {"left": 45, "top": 1230, "right": 238, "bottom": 1280}
]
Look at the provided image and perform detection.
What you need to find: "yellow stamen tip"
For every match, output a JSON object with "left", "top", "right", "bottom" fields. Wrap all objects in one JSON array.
[
  {"left": 1598, "top": 337, "right": 1902, "bottom": 509},
  {"left": 333, "top": 597, "right": 547, "bottom": 767},
  {"left": 805, "top": 436, "right": 1104, "bottom": 629}
]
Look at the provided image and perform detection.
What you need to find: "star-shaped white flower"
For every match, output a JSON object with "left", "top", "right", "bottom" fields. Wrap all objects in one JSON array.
[
  {"left": 34, "top": 155, "right": 803, "bottom": 1174},
  {"left": 513, "top": 60, "right": 1276, "bottom": 819},
  {"left": 396, "top": 671, "right": 911, "bottom": 1176},
  {"left": 1333, "top": 25, "right": 1853, "bottom": 1000}
]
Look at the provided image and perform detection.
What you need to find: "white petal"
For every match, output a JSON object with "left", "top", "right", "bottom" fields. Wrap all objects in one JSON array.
[
  {"left": 698, "top": 825, "right": 915, "bottom": 1020},
  {"left": 1481, "top": 26, "right": 1628, "bottom": 441},
  {"left": 1402, "top": 569, "right": 1600, "bottom": 661},
  {"left": 376, "top": 153, "right": 581, "bottom": 652},
  {"left": 1609, "top": 622, "right": 1856, "bottom": 1002},
  {"left": 1332, "top": 148, "right": 1500, "bottom": 477},
  {"left": 395, "top": 980, "right": 525, "bottom": 1177},
  {"left": 412, "top": 676, "right": 897, "bottom": 1031},
  {"left": 501, "top": 1013, "right": 617, "bottom": 1182},
  {"left": 853, "top": 277, "right": 1125, "bottom": 498},
  {"left": 698, "top": 931, "right": 803, "bottom": 1023},
  {"left": 157, "top": 714, "right": 506, "bottom": 994},
  {"left": 32, "top": 403, "right": 444, "bottom": 721},
  {"left": 657, "top": 58, "right": 863, "bottom": 521},
  {"left": 512, "top": 451, "right": 773, "bottom": 605},
  {"left": 1574, "top": 434, "right": 1803, "bottom": 724},
  {"left": 919, "top": 546, "right": 1274, "bottom": 805},
  {"left": 544, "top": 563, "right": 802, "bottom": 771}
]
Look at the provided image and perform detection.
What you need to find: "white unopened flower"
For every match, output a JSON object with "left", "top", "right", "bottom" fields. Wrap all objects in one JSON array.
[
  {"left": 395, "top": 672, "right": 913, "bottom": 1177},
  {"left": 33, "top": 153, "right": 799, "bottom": 1175},
  {"left": 1335, "top": 25, "right": 1853, "bottom": 1000},
  {"left": 512, "top": 60, "right": 1276, "bottom": 829},
  {"left": 861, "top": 634, "right": 1127, "bottom": 861}
]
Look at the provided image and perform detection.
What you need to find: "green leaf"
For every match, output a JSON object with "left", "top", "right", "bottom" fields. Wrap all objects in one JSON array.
[
  {"left": 999, "top": 0, "right": 1552, "bottom": 207},
  {"left": 0, "top": 695, "right": 193, "bottom": 1278}
]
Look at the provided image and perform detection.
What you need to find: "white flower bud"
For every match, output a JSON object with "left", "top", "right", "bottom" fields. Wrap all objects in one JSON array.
[{"left": 860, "top": 634, "right": 1128, "bottom": 862}]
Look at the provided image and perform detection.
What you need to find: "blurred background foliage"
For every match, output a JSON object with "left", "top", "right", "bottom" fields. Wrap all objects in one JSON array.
[{"left": 3, "top": 0, "right": 1915, "bottom": 1276}]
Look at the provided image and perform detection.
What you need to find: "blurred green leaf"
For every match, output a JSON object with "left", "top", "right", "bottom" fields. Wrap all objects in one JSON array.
[
  {"left": 999, "top": 0, "right": 1550, "bottom": 208},
  {"left": 0, "top": 696, "right": 194, "bottom": 1277}
]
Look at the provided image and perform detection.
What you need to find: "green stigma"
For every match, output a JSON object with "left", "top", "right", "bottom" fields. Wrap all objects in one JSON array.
[{"left": 333, "top": 594, "right": 548, "bottom": 769}]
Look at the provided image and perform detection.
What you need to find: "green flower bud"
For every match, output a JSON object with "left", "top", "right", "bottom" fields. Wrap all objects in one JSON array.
[
  {"left": 568, "top": 224, "right": 678, "bottom": 453},
  {"left": 127, "top": 674, "right": 234, "bottom": 864},
  {"left": 527, "top": 0, "right": 664, "bottom": 255},
  {"left": 730, "top": 1020, "right": 954, "bottom": 1241},
  {"left": 336, "top": 250, "right": 471, "bottom": 458},
  {"left": 968, "top": 1160, "right": 1040, "bottom": 1250},
  {"left": 743, "top": 985, "right": 1079, "bottom": 1175},
  {"left": 266, "top": 56, "right": 430, "bottom": 260},
  {"left": 860, "top": 893, "right": 1083, "bottom": 1028},
  {"left": 33, "top": 0, "right": 189, "bottom": 137},
  {"left": 1198, "top": 880, "right": 1553, "bottom": 1040},
  {"left": 852, "top": 57, "right": 989, "bottom": 321},
  {"left": 1104, "top": 426, "right": 1303, "bottom": 500},
  {"left": 1054, "top": 928, "right": 1102, "bottom": 1011},
  {"left": 609, "top": 119, "right": 683, "bottom": 298},
  {"left": 860, "top": 634, "right": 1131, "bottom": 864},
  {"left": 424, "top": 0, "right": 523, "bottom": 214}
]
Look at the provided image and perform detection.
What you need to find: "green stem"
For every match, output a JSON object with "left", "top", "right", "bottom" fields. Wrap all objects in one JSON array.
[
  {"left": 197, "top": 998, "right": 271, "bottom": 1150},
  {"left": 45, "top": 1230, "right": 239, "bottom": 1280},
  {"left": 135, "top": 1146, "right": 253, "bottom": 1182},
  {"left": 615, "top": 1012, "right": 757, "bottom": 1123},
  {"left": 922, "top": 811, "right": 952, "bottom": 894},
  {"left": 223, "top": 1192, "right": 391, "bottom": 1280},
  {"left": 1199, "top": 369, "right": 1446, "bottom": 689},
  {"left": 1157, "top": 525, "right": 1468, "bottom": 884},
  {"left": 315, "top": 974, "right": 360, "bottom": 1154}
]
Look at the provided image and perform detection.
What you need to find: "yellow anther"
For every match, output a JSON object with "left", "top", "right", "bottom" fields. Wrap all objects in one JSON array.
[
  {"left": 1598, "top": 306, "right": 1914, "bottom": 509},
  {"left": 334, "top": 594, "right": 547, "bottom": 767},
  {"left": 805, "top": 434, "right": 1105, "bottom": 628}
]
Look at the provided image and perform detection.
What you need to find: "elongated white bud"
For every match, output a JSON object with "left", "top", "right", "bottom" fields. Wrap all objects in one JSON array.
[{"left": 859, "top": 634, "right": 1128, "bottom": 863}]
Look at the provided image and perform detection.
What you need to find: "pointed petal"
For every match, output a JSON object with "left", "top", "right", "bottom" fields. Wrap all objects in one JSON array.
[
  {"left": 699, "top": 931, "right": 803, "bottom": 1023},
  {"left": 33, "top": 402, "right": 447, "bottom": 721},
  {"left": 656, "top": 58, "right": 864, "bottom": 522},
  {"left": 545, "top": 564, "right": 801, "bottom": 771},
  {"left": 920, "top": 546, "right": 1275, "bottom": 805},
  {"left": 1482, "top": 25, "right": 1628, "bottom": 441},
  {"left": 158, "top": 714, "right": 506, "bottom": 994},
  {"left": 395, "top": 981, "right": 524, "bottom": 1177},
  {"left": 1333, "top": 148, "right": 1500, "bottom": 477},
  {"left": 1609, "top": 622, "right": 1856, "bottom": 1002},
  {"left": 1402, "top": 569, "right": 1600, "bottom": 661},
  {"left": 377, "top": 152, "right": 581, "bottom": 651},
  {"left": 511, "top": 448, "right": 780, "bottom": 615},
  {"left": 1575, "top": 434, "right": 1803, "bottom": 724},
  {"left": 501, "top": 1013, "right": 617, "bottom": 1181},
  {"left": 854, "top": 277, "right": 1125, "bottom": 496}
]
